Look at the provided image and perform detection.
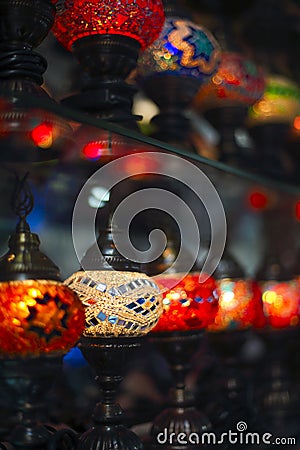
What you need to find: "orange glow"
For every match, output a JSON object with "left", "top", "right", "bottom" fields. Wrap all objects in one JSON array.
[
  {"left": 260, "top": 280, "right": 300, "bottom": 328},
  {"left": 209, "top": 279, "right": 265, "bottom": 331},
  {"left": 152, "top": 273, "right": 218, "bottom": 333},
  {"left": 0, "top": 279, "right": 85, "bottom": 356},
  {"left": 30, "top": 122, "right": 54, "bottom": 149},
  {"left": 294, "top": 116, "right": 300, "bottom": 130}
]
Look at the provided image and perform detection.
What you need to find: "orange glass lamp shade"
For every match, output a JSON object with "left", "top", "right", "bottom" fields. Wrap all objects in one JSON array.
[
  {"left": 248, "top": 75, "right": 300, "bottom": 126},
  {"left": 209, "top": 278, "right": 266, "bottom": 331},
  {"left": 0, "top": 280, "right": 85, "bottom": 357},
  {"left": 51, "top": 0, "right": 165, "bottom": 51},
  {"left": 151, "top": 273, "right": 219, "bottom": 333},
  {"left": 194, "top": 52, "right": 265, "bottom": 111},
  {"left": 259, "top": 280, "right": 300, "bottom": 329},
  {"left": 65, "top": 270, "right": 163, "bottom": 337}
]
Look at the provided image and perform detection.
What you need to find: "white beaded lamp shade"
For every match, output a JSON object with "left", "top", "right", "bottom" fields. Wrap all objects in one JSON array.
[{"left": 65, "top": 270, "right": 163, "bottom": 337}]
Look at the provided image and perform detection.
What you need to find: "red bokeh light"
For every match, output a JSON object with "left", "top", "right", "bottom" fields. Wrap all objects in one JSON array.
[
  {"left": 293, "top": 116, "right": 300, "bottom": 131},
  {"left": 30, "top": 122, "right": 53, "bottom": 149},
  {"left": 295, "top": 200, "right": 300, "bottom": 221},
  {"left": 248, "top": 190, "right": 269, "bottom": 210},
  {"left": 82, "top": 142, "right": 106, "bottom": 160}
]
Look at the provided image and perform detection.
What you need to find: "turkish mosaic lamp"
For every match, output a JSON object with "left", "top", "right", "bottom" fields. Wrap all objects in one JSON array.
[
  {"left": 209, "top": 250, "right": 265, "bottom": 331},
  {"left": 151, "top": 272, "right": 219, "bottom": 333},
  {"left": 195, "top": 51, "right": 265, "bottom": 110},
  {"left": 65, "top": 219, "right": 163, "bottom": 338},
  {"left": 136, "top": 0, "right": 220, "bottom": 146},
  {"left": 0, "top": 175, "right": 85, "bottom": 357}
]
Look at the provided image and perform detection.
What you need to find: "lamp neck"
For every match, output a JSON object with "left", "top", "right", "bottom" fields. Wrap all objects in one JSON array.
[
  {"left": 63, "top": 35, "right": 141, "bottom": 128},
  {"left": 0, "top": 0, "right": 55, "bottom": 85}
]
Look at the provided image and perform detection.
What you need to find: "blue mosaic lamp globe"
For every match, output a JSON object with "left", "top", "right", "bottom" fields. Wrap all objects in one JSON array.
[{"left": 137, "top": 15, "right": 220, "bottom": 110}]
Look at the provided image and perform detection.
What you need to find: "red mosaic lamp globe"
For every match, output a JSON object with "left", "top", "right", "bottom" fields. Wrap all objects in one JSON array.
[
  {"left": 210, "top": 278, "right": 265, "bottom": 331},
  {"left": 209, "top": 250, "right": 266, "bottom": 331},
  {"left": 51, "top": 0, "right": 165, "bottom": 52},
  {"left": 258, "top": 280, "right": 300, "bottom": 329},
  {"left": 194, "top": 51, "right": 265, "bottom": 110},
  {"left": 151, "top": 272, "right": 219, "bottom": 333},
  {"left": 0, "top": 176, "right": 85, "bottom": 357},
  {"left": 51, "top": 0, "right": 165, "bottom": 159}
]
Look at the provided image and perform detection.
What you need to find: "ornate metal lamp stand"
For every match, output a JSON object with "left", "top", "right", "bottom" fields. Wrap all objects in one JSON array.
[
  {"left": 0, "top": 174, "right": 85, "bottom": 450},
  {"left": 77, "top": 336, "right": 143, "bottom": 450},
  {"left": 146, "top": 331, "right": 211, "bottom": 450}
]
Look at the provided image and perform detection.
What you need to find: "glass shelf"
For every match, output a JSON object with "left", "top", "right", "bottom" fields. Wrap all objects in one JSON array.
[
  {"left": 0, "top": 92, "right": 298, "bottom": 282},
  {"left": 9, "top": 91, "right": 300, "bottom": 195}
]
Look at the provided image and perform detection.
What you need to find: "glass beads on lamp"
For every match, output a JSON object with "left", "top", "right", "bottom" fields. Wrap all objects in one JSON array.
[
  {"left": 137, "top": 17, "right": 220, "bottom": 83},
  {"left": 0, "top": 280, "right": 85, "bottom": 356},
  {"left": 151, "top": 273, "right": 219, "bottom": 333},
  {"left": 51, "top": 0, "right": 165, "bottom": 51},
  {"left": 259, "top": 280, "right": 300, "bottom": 329},
  {"left": 64, "top": 270, "right": 163, "bottom": 337},
  {"left": 210, "top": 278, "right": 265, "bottom": 331},
  {"left": 194, "top": 52, "right": 265, "bottom": 110}
]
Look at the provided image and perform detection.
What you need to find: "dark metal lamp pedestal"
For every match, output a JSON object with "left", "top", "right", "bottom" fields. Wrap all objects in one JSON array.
[
  {"left": 77, "top": 336, "right": 144, "bottom": 450},
  {"left": 205, "top": 331, "right": 251, "bottom": 434},
  {"left": 0, "top": 356, "right": 77, "bottom": 450},
  {"left": 146, "top": 331, "right": 211, "bottom": 450},
  {"left": 252, "top": 328, "right": 300, "bottom": 440}
]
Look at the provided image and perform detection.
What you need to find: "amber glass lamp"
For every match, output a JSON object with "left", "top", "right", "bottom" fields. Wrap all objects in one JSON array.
[
  {"left": 136, "top": 0, "right": 220, "bottom": 150},
  {"left": 209, "top": 251, "right": 265, "bottom": 332},
  {"left": 0, "top": 174, "right": 85, "bottom": 449}
]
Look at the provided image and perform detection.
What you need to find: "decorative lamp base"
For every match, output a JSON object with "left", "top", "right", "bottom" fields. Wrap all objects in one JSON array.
[
  {"left": 146, "top": 331, "right": 211, "bottom": 449},
  {"left": 77, "top": 336, "right": 144, "bottom": 450},
  {"left": 0, "top": 356, "right": 78, "bottom": 450}
]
